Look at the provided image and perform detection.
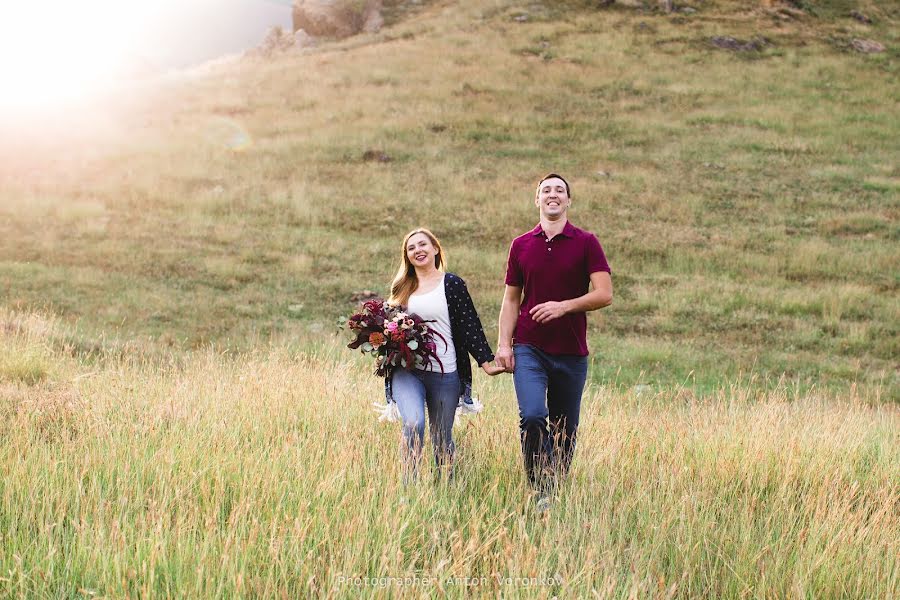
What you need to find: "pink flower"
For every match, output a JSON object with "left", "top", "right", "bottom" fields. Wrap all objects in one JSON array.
[{"left": 386, "top": 322, "right": 399, "bottom": 332}]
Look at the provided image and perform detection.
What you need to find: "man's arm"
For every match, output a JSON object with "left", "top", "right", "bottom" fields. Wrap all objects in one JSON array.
[
  {"left": 496, "top": 284, "right": 522, "bottom": 372},
  {"left": 529, "top": 271, "right": 612, "bottom": 324}
]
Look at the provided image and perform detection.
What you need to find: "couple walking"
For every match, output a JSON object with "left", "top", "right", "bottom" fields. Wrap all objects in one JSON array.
[{"left": 384, "top": 173, "right": 612, "bottom": 505}]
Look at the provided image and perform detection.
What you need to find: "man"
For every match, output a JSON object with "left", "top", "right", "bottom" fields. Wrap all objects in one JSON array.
[{"left": 496, "top": 173, "right": 612, "bottom": 507}]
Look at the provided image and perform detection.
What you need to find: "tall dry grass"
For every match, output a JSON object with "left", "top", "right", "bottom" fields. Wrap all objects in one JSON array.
[
  {"left": 0, "top": 1, "right": 897, "bottom": 594},
  {"left": 1, "top": 314, "right": 896, "bottom": 598}
]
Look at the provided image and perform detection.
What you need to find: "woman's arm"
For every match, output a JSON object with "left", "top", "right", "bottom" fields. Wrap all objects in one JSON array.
[{"left": 449, "top": 275, "right": 495, "bottom": 366}]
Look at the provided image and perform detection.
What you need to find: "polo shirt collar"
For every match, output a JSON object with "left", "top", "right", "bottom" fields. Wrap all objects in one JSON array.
[{"left": 532, "top": 221, "right": 576, "bottom": 238}]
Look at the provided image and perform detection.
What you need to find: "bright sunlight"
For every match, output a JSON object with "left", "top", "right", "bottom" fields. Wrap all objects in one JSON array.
[
  {"left": 2, "top": 2, "right": 131, "bottom": 109},
  {"left": 0, "top": 1, "right": 228, "bottom": 112}
]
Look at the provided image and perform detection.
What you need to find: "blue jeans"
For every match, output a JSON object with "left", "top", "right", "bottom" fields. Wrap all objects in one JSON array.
[
  {"left": 392, "top": 369, "right": 461, "bottom": 477},
  {"left": 513, "top": 344, "right": 588, "bottom": 492}
]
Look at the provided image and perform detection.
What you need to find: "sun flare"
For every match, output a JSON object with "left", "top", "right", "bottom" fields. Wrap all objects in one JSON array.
[{"left": 0, "top": 1, "right": 189, "bottom": 112}]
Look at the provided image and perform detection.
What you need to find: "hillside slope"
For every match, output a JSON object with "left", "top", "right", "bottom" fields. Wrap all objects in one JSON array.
[{"left": 0, "top": 0, "right": 897, "bottom": 396}]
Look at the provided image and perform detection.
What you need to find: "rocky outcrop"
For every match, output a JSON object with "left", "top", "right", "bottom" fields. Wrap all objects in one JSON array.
[
  {"left": 255, "top": 26, "right": 315, "bottom": 57},
  {"left": 710, "top": 36, "right": 770, "bottom": 52},
  {"left": 850, "top": 39, "right": 885, "bottom": 54},
  {"left": 292, "top": 0, "right": 383, "bottom": 38}
]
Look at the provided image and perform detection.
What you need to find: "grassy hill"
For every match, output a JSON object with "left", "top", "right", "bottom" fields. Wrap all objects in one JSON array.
[
  {"left": 0, "top": 2, "right": 898, "bottom": 596},
  {"left": 0, "top": 0, "right": 897, "bottom": 399}
]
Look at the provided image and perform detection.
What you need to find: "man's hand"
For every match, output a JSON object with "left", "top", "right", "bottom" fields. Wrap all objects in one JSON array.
[
  {"left": 495, "top": 346, "right": 515, "bottom": 373},
  {"left": 529, "top": 300, "right": 570, "bottom": 324}
]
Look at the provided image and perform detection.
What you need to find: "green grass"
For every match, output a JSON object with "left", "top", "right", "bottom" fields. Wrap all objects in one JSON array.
[{"left": 0, "top": 345, "right": 50, "bottom": 386}]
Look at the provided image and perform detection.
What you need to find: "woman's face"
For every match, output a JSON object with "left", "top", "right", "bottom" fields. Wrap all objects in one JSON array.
[{"left": 406, "top": 232, "right": 438, "bottom": 270}]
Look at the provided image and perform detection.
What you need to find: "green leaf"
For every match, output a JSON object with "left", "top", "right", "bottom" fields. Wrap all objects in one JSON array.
[
  {"left": 361, "top": 342, "right": 373, "bottom": 352},
  {"left": 407, "top": 339, "right": 418, "bottom": 350}
]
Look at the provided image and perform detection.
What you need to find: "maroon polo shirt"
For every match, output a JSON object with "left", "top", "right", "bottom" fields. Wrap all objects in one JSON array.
[{"left": 505, "top": 221, "right": 610, "bottom": 356}]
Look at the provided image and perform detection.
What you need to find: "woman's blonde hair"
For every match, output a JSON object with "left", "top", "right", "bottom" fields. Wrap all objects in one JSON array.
[{"left": 388, "top": 228, "right": 446, "bottom": 307}]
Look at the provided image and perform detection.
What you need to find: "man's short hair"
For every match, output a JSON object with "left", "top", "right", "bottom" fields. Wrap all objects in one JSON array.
[{"left": 537, "top": 173, "right": 571, "bottom": 198}]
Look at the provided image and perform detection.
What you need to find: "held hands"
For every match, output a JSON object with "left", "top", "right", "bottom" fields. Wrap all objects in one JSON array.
[
  {"left": 494, "top": 346, "right": 515, "bottom": 373},
  {"left": 481, "top": 361, "right": 507, "bottom": 376}
]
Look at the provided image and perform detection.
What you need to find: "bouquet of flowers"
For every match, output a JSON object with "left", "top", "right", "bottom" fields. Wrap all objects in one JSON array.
[{"left": 343, "top": 299, "right": 445, "bottom": 376}]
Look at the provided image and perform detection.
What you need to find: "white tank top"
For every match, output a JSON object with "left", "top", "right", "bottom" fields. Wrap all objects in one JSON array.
[{"left": 407, "top": 274, "right": 457, "bottom": 373}]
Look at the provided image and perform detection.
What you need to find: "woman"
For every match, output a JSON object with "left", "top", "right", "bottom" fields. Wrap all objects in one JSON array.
[{"left": 385, "top": 228, "right": 503, "bottom": 479}]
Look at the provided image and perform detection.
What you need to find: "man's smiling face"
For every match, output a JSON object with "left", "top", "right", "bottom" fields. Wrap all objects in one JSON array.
[{"left": 535, "top": 177, "right": 570, "bottom": 220}]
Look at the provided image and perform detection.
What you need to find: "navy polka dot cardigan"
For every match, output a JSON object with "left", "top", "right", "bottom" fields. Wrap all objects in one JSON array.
[{"left": 384, "top": 272, "right": 495, "bottom": 403}]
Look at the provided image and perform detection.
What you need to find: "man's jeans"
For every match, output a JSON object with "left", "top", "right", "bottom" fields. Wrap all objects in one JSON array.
[
  {"left": 513, "top": 344, "right": 588, "bottom": 492},
  {"left": 392, "top": 369, "right": 460, "bottom": 478}
]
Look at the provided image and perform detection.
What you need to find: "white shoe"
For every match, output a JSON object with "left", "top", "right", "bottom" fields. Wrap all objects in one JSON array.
[
  {"left": 456, "top": 396, "right": 483, "bottom": 416},
  {"left": 372, "top": 400, "right": 400, "bottom": 422}
]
